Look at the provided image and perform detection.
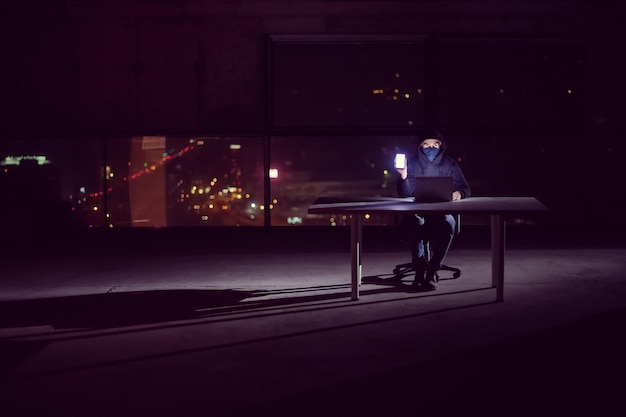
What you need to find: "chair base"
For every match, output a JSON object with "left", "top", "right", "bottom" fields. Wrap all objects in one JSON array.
[{"left": 392, "top": 262, "right": 461, "bottom": 280}]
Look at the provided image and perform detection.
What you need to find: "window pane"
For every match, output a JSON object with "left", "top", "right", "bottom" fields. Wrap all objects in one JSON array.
[
  {"left": 269, "top": 135, "right": 419, "bottom": 226},
  {"left": 106, "top": 136, "right": 264, "bottom": 228},
  {"left": 438, "top": 39, "right": 585, "bottom": 129},
  {"left": 447, "top": 132, "right": 585, "bottom": 226},
  {"left": 271, "top": 40, "right": 425, "bottom": 128},
  {"left": 69, "top": 139, "right": 107, "bottom": 228},
  {"left": 0, "top": 138, "right": 103, "bottom": 238}
]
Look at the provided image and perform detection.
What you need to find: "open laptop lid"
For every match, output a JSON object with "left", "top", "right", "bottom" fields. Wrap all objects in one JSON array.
[{"left": 413, "top": 176, "right": 453, "bottom": 203}]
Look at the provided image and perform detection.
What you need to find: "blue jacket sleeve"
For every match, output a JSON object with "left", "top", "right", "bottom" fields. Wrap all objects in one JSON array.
[
  {"left": 451, "top": 162, "right": 471, "bottom": 198},
  {"left": 397, "top": 176, "right": 412, "bottom": 197},
  {"left": 397, "top": 160, "right": 415, "bottom": 197}
]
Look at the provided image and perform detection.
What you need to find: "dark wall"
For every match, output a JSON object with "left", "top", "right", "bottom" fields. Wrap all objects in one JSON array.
[{"left": 1, "top": 0, "right": 625, "bottom": 137}]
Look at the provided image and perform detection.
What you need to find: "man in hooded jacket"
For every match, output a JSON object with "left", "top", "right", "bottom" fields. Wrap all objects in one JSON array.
[{"left": 396, "top": 129, "right": 471, "bottom": 291}]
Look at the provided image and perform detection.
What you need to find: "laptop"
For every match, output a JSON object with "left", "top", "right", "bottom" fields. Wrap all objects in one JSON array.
[{"left": 413, "top": 176, "right": 454, "bottom": 203}]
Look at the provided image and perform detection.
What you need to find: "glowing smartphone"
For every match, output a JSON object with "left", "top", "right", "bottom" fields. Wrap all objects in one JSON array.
[{"left": 394, "top": 153, "right": 406, "bottom": 169}]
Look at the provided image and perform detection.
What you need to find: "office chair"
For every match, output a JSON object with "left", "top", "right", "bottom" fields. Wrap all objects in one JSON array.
[{"left": 392, "top": 214, "right": 462, "bottom": 281}]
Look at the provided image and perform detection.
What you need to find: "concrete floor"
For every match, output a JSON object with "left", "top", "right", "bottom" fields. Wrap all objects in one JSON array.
[{"left": 1, "top": 226, "right": 626, "bottom": 417}]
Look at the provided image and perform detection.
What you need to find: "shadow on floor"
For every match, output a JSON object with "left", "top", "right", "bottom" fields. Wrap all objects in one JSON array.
[
  {"left": 0, "top": 285, "right": 404, "bottom": 331},
  {"left": 0, "top": 275, "right": 470, "bottom": 332},
  {"left": 0, "top": 289, "right": 258, "bottom": 329},
  {"left": 0, "top": 284, "right": 496, "bottom": 377}
]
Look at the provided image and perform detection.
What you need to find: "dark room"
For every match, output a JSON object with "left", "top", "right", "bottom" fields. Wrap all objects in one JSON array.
[{"left": 1, "top": 1, "right": 625, "bottom": 416}]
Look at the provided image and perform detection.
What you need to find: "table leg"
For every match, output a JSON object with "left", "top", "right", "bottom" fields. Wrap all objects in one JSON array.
[
  {"left": 491, "top": 214, "right": 506, "bottom": 302},
  {"left": 350, "top": 214, "right": 363, "bottom": 300}
]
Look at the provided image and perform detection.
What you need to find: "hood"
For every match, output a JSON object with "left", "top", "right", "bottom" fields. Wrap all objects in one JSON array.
[{"left": 418, "top": 127, "right": 447, "bottom": 160}]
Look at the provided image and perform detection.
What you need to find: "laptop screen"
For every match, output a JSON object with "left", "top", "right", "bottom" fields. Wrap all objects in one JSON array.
[{"left": 413, "top": 177, "right": 453, "bottom": 203}]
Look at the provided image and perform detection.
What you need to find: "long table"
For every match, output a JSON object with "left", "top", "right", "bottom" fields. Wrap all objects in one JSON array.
[{"left": 308, "top": 196, "right": 549, "bottom": 301}]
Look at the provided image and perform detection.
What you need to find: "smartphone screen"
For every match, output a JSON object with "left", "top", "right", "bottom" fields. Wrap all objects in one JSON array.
[{"left": 395, "top": 153, "right": 406, "bottom": 169}]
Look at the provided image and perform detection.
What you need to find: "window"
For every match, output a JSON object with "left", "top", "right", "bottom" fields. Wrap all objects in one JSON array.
[
  {"left": 0, "top": 138, "right": 103, "bottom": 232},
  {"left": 270, "top": 135, "right": 419, "bottom": 226},
  {"left": 437, "top": 39, "right": 585, "bottom": 130},
  {"left": 1, "top": 36, "right": 588, "bottom": 232},
  {"left": 105, "top": 136, "right": 264, "bottom": 228},
  {"left": 270, "top": 36, "right": 426, "bottom": 129}
]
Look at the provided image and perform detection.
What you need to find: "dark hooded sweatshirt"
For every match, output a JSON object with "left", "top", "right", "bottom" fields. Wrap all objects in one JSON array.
[{"left": 397, "top": 137, "right": 471, "bottom": 199}]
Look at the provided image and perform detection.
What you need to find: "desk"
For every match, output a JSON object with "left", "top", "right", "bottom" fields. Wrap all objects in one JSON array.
[{"left": 308, "top": 196, "right": 548, "bottom": 301}]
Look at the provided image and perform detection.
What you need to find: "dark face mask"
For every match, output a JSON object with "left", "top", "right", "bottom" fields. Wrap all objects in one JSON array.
[{"left": 421, "top": 147, "right": 440, "bottom": 162}]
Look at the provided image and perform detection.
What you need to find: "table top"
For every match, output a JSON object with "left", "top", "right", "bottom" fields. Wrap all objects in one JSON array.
[{"left": 308, "top": 196, "right": 549, "bottom": 215}]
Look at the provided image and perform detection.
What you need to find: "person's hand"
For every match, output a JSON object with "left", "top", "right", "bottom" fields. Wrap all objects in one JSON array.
[
  {"left": 396, "top": 167, "right": 407, "bottom": 180},
  {"left": 452, "top": 191, "right": 462, "bottom": 201}
]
